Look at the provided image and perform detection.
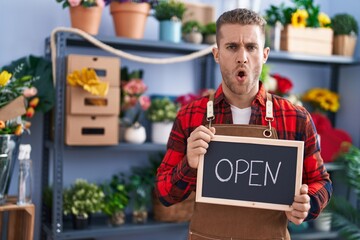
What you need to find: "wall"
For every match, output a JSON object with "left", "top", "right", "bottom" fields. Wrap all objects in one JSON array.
[{"left": 0, "top": 0, "right": 359, "bottom": 239}]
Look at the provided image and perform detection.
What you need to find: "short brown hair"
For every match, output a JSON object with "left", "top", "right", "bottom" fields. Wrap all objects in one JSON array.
[{"left": 216, "top": 8, "right": 267, "bottom": 44}]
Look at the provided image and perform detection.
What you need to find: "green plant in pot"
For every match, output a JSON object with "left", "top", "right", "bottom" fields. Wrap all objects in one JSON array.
[
  {"left": 203, "top": 22, "right": 216, "bottom": 44},
  {"left": 327, "top": 143, "right": 360, "bottom": 239},
  {"left": 154, "top": 0, "right": 186, "bottom": 43},
  {"left": 128, "top": 164, "right": 156, "bottom": 224},
  {"left": 146, "top": 97, "right": 179, "bottom": 144},
  {"left": 332, "top": 13, "right": 359, "bottom": 56},
  {"left": 182, "top": 20, "right": 204, "bottom": 44},
  {"left": 101, "top": 174, "right": 130, "bottom": 226},
  {"left": 63, "top": 179, "right": 105, "bottom": 229}
]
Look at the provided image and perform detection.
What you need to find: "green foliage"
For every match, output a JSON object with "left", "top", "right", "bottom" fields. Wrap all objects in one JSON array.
[
  {"left": 332, "top": 14, "right": 359, "bottom": 36},
  {"left": 264, "top": 0, "right": 321, "bottom": 27},
  {"left": 101, "top": 174, "right": 130, "bottom": 216},
  {"left": 121, "top": 67, "right": 143, "bottom": 81},
  {"left": 2, "top": 55, "right": 55, "bottom": 113},
  {"left": 182, "top": 21, "right": 204, "bottom": 34},
  {"left": 327, "top": 144, "right": 360, "bottom": 239},
  {"left": 147, "top": 97, "right": 178, "bottom": 122},
  {"left": 63, "top": 179, "right": 105, "bottom": 219},
  {"left": 203, "top": 22, "right": 216, "bottom": 35},
  {"left": 260, "top": 64, "right": 270, "bottom": 83},
  {"left": 153, "top": 0, "right": 186, "bottom": 21},
  {"left": 56, "top": 0, "right": 99, "bottom": 8}
]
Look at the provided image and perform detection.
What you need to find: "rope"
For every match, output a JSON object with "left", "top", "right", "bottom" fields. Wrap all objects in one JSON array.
[{"left": 50, "top": 27, "right": 216, "bottom": 83}]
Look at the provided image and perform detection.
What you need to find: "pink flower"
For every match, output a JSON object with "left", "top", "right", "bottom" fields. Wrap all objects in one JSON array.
[
  {"left": 139, "top": 95, "right": 151, "bottom": 110},
  {"left": 68, "top": 0, "right": 81, "bottom": 7},
  {"left": 23, "top": 87, "right": 38, "bottom": 98},
  {"left": 123, "top": 79, "right": 147, "bottom": 95}
]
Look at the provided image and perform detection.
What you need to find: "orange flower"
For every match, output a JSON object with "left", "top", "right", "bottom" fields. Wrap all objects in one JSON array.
[
  {"left": 26, "top": 107, "right": 35, "bottom": 118},
  {"left": 24, "top": 121, "right": 32, "bottom": 129},
  {"left": 0, "top": 120, "right": 5, "bottom": 129},
  {"left": 14, "top": 125, "right": 23, "bottom": 136},
  {"left": 29, "top": 97, "right": 40, "bottom": 108}
]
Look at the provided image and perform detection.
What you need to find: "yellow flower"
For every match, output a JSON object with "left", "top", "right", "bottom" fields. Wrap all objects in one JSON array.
[
  {"left": 291, "top": 9, "right": 308, "bottom": 28},
  {"left": 318, "top": 12, "right": 331, "bottom": 28},
  {"left": 0, "top": 70, "right": 12, "bottom": 87},
  {"left": 302, "top": 88, "right": 340, "bottom": 113}
]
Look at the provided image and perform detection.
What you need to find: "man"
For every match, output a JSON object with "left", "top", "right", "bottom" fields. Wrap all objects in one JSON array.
[{"left": 155, "top": 8, "right": 332, "bottom": 239}]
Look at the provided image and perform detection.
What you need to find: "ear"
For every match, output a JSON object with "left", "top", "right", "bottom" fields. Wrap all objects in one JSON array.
[
  {"left": 263, "top": 47, "right": 270, "bottom": 64},
  {"left": 212, "top": 47, "right": 219, "bottom": 63}
]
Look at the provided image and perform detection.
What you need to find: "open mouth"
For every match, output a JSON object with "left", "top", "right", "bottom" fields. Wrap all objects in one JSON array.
[{"left": 238, "top": 70, "right": 246, "bottom": 78}]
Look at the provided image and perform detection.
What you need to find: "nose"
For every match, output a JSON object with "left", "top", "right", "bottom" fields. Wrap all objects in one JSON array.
[{"left": 236, "top": 48, "right": 248, "bottom": 64}]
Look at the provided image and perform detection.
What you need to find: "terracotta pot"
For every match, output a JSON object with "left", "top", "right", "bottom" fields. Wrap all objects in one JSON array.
[
  {"left": 110, "top": 2, "right": 150, "bottom": 39},
  {"left": 333, "top": 35, "right": 357, "bottom": 57},
  {"left": 69, "top": 5, "right": 103, "bottom": 35}
]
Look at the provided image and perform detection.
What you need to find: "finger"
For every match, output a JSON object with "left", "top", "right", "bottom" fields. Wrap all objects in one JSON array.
[
  {"left": 292, "top": 202, "right": 310, "bottom": 213},
  {"left": 288, "top": 214, "right": 304, "bottom": 225},
  {"left": 300, "top": 184, "right": 308, "bottom": 194},
  {"left": 209, "top": 126, "right": 216, "bottom": 135},
  {"left": 294, "top": 194, "right": 310, "bottom": 204},
  {"left": 189, "top": 129, "right": 213, "bottom": 143},
  {"left": 188, "top": 139, "right": 209, "bottom": 150}
]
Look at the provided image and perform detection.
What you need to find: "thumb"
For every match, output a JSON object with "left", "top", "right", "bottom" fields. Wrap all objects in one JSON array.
[{"left": 210, "top": 127, "right": 216, "bottom": 135}]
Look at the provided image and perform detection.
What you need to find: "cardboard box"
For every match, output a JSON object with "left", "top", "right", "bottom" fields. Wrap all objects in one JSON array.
[
  {"left": 65, "top": 115, "right": 118, "bottom": 146},
  {"left": 67, "top": 54, "right": 120, "bottom": 87},
  {"left": 280, "top": 25, "right": 333, "bottom": 56},
  {"left": 182, "top": 1, "right": 215, "bottom": 25},
  {"left": 66, "top": 86, "right": 120, "bottom": 115}
]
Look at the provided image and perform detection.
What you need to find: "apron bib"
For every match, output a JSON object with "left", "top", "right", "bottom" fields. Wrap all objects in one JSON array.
[{"left": 188, "top": 93, "right": 290, "bottom": 240}]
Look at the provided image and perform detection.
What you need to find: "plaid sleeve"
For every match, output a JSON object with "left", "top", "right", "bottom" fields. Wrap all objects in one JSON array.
[{"left": 302, "top": 110, "right": 333, "bottom": 221}]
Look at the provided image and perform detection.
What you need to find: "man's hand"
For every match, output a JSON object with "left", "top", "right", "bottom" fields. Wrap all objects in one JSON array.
[
  {"left": 187, "top": 125, "right": 215, "bottom": 169},
  {"left": 286, "top": 184, "right": 311, "bottom": 225}
]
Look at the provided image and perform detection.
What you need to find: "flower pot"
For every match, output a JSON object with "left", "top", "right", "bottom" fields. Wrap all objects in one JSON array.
[
  {"left": 0, "top": 134, "right": 21, "bottom": 205},
  {"left": 72, "top": 214, "right": 91, "bottom": 230},
  {"left": 69, "top": 5, "right": 103, "bottom": 35},
  {"left": 110, "top": 2, "right": 150, "bottom": 39},
  {"left": 313, "top": 211, "right": 332, "bottom": 232},
  {"left": 159, "top": 20, "right": 182, "bottom": 43},
  {"left": 151, "top": 122, "right": 173, "bottom": 144},
  {"left": 204, "top": 34, "right": 216, "bottom": 44},
  {"left": 109, "top": 211, "right": 126, "bottom": 226},
  {"left": 333, "top": 35, "right": 357, "bottom": 57},
  {"left": 183, "top": 32, "right": 203, "bottom": 44},
  {"left": 124, "top": 122, "right": 146, "bottom": 144}
]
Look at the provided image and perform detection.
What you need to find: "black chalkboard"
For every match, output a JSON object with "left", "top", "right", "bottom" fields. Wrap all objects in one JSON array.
[{"left": 196, "top": 135, "right": 304, "bottom": 211}]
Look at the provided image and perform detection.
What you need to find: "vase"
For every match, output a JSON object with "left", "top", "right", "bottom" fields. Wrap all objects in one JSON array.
[
  {"left": 110, "top": 2, "right": 150, "bottom": 39},
  {"left": 313, "top": 211, "right": 332, "bottom": 232},
  {"left": 132, "top": 185, "right": 149, "bottom": 224},
  {"left": 151, "top": 122, "right": 173, "bottom": 144},
  {"left": 124, "top": 122, "right": 146, "bottom": 144},
  {"left": 0, "top": 134, "right": 21, "bottom": 205},
  {"left": 69, "top": 5, "right": 103, "bottom": 35},
  {"left": 109, "top": 211, "right": 126, "bottom": 226}
]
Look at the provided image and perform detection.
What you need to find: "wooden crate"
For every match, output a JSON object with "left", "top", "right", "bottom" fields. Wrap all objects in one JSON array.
[
  {"left": 281, "top": 25, "right": 333, "bottom": 56},
  {"left": 0, "top": 196, "right": 35, "bottom": 240}
]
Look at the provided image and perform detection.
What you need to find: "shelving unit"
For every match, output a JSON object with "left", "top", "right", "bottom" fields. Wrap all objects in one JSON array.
[{"left": 42, "top": 31, "right": 357, "bottom": 239}]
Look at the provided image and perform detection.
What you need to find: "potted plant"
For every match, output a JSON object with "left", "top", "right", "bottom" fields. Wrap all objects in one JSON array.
[
  {"left": 182, "top": 20, "right": 204, "bottom": 44},
  {"left": 128, "top": 165, "right": 156, "bottom": 223},
  {"left": 146, "top": 97, "right": 178, "bottom": 144},
  {"left": 101, "top": 174, "right": 130, "bottom": 226},
  {"left": 154, "top": 0, "right": 186, "bottom": 43},
  {"left": 203, "top": 22, "right": 216, "bottom": 44},
  {"left": 107, "top": 0, "right": 158, "bottom": 39},
  {"left": 264, "top": 0, "right": 333, "bottom": 55},
  {"left": 55, "top": 0, "right": 107, "bottom": 35},
  {"left": 332, "top": 13, "right": 359, "bottom": 56},
  {"left": 63, "top": 179, "right": 105, "bottom": 229},
  {"left": 120, "top": 67, "right": 151, "bottom": 144}
]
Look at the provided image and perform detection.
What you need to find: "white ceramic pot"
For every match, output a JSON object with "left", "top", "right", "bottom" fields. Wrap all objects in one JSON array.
[
  {"left": 124, "top": 122, "right": 146, "bottom": 144},
  {"left": 151, "top": 122, "right": 173, "bottom": 144}
]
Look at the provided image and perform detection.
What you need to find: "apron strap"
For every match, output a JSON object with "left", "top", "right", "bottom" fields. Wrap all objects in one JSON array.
[{"left": 206, "top": 91, "right": 274, "bottom": 138}]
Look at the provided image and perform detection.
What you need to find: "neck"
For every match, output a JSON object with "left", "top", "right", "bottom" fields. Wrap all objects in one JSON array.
[{"left": 222, "top": 82, "right": 259, "bottom": 109}]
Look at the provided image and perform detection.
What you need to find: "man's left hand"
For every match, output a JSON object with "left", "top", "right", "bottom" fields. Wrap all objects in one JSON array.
[{"left": 285, "top": 184, "right": 311, "bottom": 225}]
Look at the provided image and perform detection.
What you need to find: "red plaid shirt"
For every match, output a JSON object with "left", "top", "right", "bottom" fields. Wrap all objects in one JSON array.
[{"left": 155, "top": 83, "right": 332, "bottom": 221}]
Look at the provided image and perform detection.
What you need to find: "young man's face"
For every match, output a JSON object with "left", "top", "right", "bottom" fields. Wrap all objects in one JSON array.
[{"left": 212, "top": 24, "right": 269, "bottom": 103}]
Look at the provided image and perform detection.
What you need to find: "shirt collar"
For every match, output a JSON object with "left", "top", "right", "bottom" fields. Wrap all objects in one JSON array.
[{"left": 213, "top": 81, "right": 267, "bottom": 107}]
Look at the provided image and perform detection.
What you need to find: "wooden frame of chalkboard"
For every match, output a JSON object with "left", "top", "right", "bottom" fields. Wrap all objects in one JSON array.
[{"left": 196, "top": 135, "right": 304, "bottom": 211}]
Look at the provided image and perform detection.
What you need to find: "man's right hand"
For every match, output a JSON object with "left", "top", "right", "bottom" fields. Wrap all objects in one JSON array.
[{"left": 186, "top": 125, "right": 216, "bottom": 169}]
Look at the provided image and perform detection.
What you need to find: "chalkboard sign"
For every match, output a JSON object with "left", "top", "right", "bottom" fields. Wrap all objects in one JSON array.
[{"left": 196, "top": 135, "right": 304, "bottom": 211}]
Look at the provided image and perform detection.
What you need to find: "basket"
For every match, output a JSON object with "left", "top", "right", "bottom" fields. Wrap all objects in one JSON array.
[{"left": 152, "top": 191, "right": 195, "bottom": 222}]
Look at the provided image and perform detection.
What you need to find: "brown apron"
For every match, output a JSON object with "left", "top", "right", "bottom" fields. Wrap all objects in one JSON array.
[{"left": 188, "top": 93, "right": 290, "bottom": 240}]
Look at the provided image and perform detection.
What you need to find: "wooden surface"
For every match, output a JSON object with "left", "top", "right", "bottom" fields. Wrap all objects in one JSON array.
[{"left": 0, "top": 196, "right": 35, "bottom": 240}]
